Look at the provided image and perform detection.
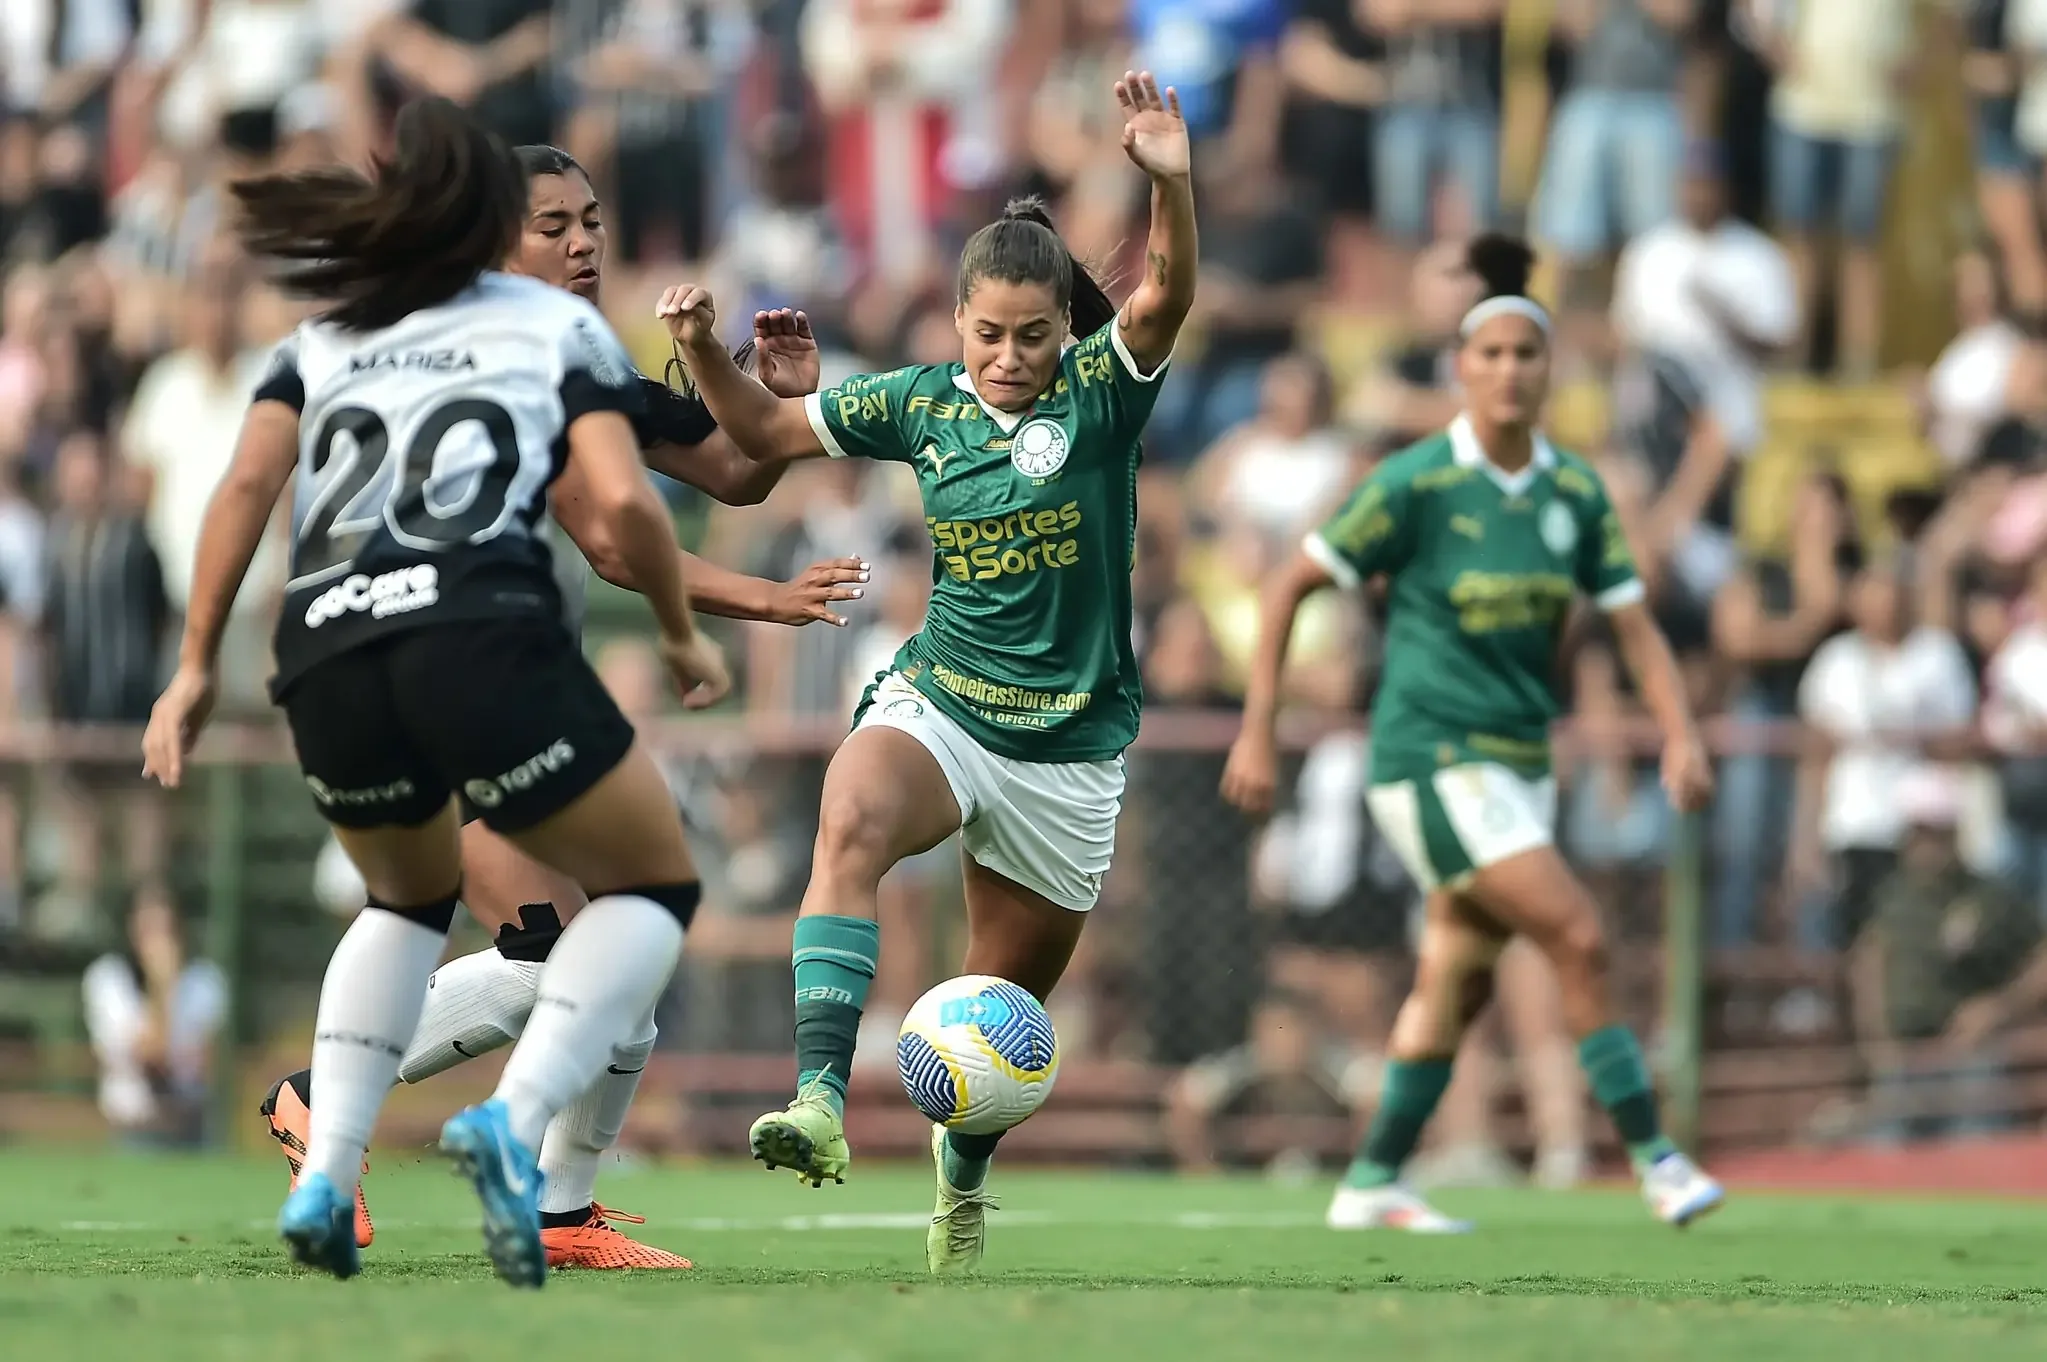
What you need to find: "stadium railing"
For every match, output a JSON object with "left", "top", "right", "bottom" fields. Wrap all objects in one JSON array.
[{"left": 0, "top": 714, "right": 2041, "bottom": 1169}]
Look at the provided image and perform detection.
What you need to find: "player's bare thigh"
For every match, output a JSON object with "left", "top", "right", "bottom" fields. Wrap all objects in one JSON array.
[
  {"left": 502, "top": 740, "right": 698, "bottom": 896},
  {"left": 805, "top": 726, "right": 962, "bottom": 907},
  {"left": 459, "top": 819, "right": 587, "bottom": 934},
  {"left": 959, "top": 855, "right": 1086, "bottom": 1002}
]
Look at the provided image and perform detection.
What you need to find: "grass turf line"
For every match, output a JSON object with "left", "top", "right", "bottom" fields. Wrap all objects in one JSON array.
[{"left": 1, "top": 1151, "right": 2044, "bottom": 1361}]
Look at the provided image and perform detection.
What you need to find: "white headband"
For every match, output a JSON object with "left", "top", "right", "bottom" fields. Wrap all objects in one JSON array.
[{"left": 1460, "top": 295, "right": 1552, "bottom": 339}]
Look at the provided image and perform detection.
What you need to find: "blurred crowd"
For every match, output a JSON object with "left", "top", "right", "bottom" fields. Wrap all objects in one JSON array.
[{"left": 7, "top": 0, "right": 2047, "bottom": 1160}]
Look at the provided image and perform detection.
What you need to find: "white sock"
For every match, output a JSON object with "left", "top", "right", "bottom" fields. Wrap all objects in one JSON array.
[
  {"left": 396, "top": 947, "right": 542, "bottom": 1084},
  {"left": 537, "top": 1009, "right": 657, "bottom": 1215},
  {"left": 492, "top": 895, "right": 683, "bottom": 1151},
  {"left": 302, "top": 908, "right": 449, "bottom": 1188}
]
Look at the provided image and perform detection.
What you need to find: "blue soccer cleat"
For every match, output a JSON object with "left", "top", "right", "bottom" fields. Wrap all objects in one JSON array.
[
  {"left": 278, "top": 1171, "right": 362, "bottom": 1279},
  {"left": 440, "top": 1099, "right": 547, "bottom": 1288}
]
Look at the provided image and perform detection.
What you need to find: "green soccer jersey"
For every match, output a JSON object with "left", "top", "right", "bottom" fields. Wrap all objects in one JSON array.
[
  {"left": 804, "top": 319, "right": 1168, "bottom": 762},
  {"left": 1306, "top": 415, "right": 1644, "bottom": 782}
]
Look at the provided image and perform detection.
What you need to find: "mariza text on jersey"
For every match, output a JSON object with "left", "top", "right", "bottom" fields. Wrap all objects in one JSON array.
[
  {"left": 348, "top": 348, "right": 478, "bottom": 375},
  {"left": 304, "top": 564, "right": 440, "bottom": 628}
]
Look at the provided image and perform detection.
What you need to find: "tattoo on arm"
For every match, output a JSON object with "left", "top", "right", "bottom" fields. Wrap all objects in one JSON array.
[{"left": 1147, "top": 250, "right": 1168, "bottom": 287}]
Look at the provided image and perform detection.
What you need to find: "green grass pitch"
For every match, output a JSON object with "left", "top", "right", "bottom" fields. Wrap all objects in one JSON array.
[{"left": 2, "top": 1150, "right": 2045, "bottom": 1360}]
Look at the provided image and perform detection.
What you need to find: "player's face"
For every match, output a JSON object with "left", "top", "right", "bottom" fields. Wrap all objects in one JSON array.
[
  {"left": 1456, "top": 313, "right": 1549, "bottom": 427},
  {"left": 514, "top": 171, "right": 606, "bottom": 301},
  {"left": 956, "top": 278, "right": 1066, "bottom": 412}
]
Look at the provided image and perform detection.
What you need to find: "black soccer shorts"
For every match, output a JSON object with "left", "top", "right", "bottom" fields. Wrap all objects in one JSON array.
[{"left": 280, "top": 618, "right": 636, "bottom": 835}]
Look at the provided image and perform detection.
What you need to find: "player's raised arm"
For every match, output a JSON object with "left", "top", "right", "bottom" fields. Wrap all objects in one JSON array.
[
  {"left": 638, "top": 308, "right": 823, "bottom": 503},
  {"left": 142, "top": 395, "right": 300, "bottom": 788},
  {"left": 660, "top": 289, "right": 828, "bottom": 465},
  {"left": 1112, "top": 71, "right": 1197, "bottom": 375}
]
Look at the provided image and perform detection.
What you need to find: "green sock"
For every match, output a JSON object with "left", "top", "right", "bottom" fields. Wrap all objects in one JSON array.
[
  {"left": 791, "top": 915, "right": 879, "bottom": 1115},
  {"left": 1344, "top": 1058, "right": 1454, "bottom": 1188},
  {"left": 942, "top": 1130, "right": 1001, "bottom": 1193},
  {"left": 1576, "top": 1025, "right": 1676, "bottom": 1168}
]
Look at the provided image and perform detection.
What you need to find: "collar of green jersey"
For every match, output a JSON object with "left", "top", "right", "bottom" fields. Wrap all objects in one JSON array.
[
  {"left": 1449, "top": 413, "right": 1557, "bottom": 498},
  {"left": 951, "top": 371, "right": 1054, "bottom": 437}
]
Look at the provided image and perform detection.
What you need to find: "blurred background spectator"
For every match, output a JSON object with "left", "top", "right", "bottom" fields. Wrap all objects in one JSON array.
[{"left": 0, "top": 0, "right": 2045, "bottom": 1167}]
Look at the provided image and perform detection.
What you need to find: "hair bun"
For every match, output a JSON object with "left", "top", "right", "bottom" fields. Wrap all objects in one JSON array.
[
  {"left": 1466, "top": 233, "right": 1536, "bottom": 299},
  {"left": 1000, "top": 195, "right": 1057, "bottom": 231}
]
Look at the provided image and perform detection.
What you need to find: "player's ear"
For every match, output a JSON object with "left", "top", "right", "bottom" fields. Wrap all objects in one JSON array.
[{"left": 953, "top": 302, "right": 967, "bottom": 340}]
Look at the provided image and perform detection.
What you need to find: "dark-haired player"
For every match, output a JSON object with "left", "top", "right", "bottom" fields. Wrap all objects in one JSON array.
[
  {"left": 1222, "top": 234, "right": 1725, "bottom": 1233},
  {"left": 146, "top": 97, "right": 722, "bottom": 1286},
  {"left": 254, "top": 143, "right": 863, "bottom": 1271},
  {"left": 663, "top": 72, "right": 1196, "bottom": 1275}
]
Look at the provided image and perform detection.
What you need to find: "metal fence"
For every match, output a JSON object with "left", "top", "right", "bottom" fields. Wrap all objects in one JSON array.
[{"left": 2, "top": 713, "right": 2044, "bottom": 1174}]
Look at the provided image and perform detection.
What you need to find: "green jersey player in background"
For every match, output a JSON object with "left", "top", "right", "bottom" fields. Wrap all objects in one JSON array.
[
  {"left": 1222, "top": 235, "right": 1724, "bottom": 1234},
  {"left": 660, "top": 71, "right": 1196, "bottom": 1275}
]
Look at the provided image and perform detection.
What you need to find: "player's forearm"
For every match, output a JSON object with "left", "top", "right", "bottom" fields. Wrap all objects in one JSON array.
[
  {"left": 678, "top": 336, "right": 817, "bottom": 462},
  {"left": 607, "top": 485, "right": 699, "bottom": 642},
  {"left": 179, "top": 481, "right": 271, "bottom": 669},
  {"left": 1121, "top": 171, "right": 1198, "bottom": 367},
  {"left": 1613, "top": 608, "right": 1700, "bottom": 748},
  {"left": 642, "top": 431, "right": 791, "bottom": 507},
  {"left": 678, "top": 550, "right": 776, "bottom": 621},
  {"left": 1243, "top": 557, "right": 1319, "bottom": 739}
]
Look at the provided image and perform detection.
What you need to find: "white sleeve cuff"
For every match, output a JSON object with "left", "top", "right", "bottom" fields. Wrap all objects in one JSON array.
[
  {"left": 1109, "top": 319, "right": 1171, "bottom": 383},
  {"left": 1303, "top": 532, "right": 1360, "bottom": 591},
  {"left": 1596, "top": 577, "right": 1647, "bottom": 611},
  {"left": 803, "top": 392, "right": 852, "bottom": 459}
]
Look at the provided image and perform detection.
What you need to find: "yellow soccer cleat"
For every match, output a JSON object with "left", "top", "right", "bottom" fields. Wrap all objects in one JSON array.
[
  {"left": 926, "top": 1125, "right": 995, "bottom": 1276},
  {"left": 748, "top": 1075, "right": 851, "bottom": 1187}
]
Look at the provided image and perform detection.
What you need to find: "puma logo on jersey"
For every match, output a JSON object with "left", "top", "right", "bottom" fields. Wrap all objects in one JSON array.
[
  {"left": 919, "top": 445, "right": 961, "bottom": 479},
  {"left": 348, "top": 348, "right": 477, "bottom": 374},
  {"left": 1450, "top": 514, "right": 1485, "bottom": 541},
  {"left": 304, "top": 564, "right": 439, "bottom": 628}
]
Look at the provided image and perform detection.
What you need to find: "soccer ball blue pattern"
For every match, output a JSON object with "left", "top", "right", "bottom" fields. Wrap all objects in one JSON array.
[{"left": 896, "top": 975, "right": 1061, "bottom": 1134}]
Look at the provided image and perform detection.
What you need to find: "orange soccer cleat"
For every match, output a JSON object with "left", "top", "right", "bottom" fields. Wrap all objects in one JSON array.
[
  {"left": 540, "top": 1205, "right": 693, "bottom": 1270},
  {"left": 260, "top": 1070, "right": 375, "bottom": 1250}
]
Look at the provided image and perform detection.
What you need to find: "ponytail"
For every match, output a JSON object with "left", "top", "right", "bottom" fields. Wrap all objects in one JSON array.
[
  {"left": 958, "top": 196, "right": 1117, "bottom": 339},
  {"left": 232, "top": 97, "right": 523, "bottom": 333}
]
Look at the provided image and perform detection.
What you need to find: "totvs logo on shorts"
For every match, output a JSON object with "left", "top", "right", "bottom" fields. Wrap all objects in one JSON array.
[
  {"left": 461, "top": 739, "right": 577, "bottom": 811},
  {"left": 304, "top": 564, "right": 440, "bottom": 628},
  {"left": 305, "top": 775, "right": 416, "bottom": 808}
]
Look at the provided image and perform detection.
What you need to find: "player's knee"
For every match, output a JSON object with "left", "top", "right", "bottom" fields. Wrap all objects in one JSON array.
[
  {"left": 1552, "top": 914, "right": 1609, "bottom": 982},
  {"left": 812, "top": 789, "right": 900, "bottom": 887}
]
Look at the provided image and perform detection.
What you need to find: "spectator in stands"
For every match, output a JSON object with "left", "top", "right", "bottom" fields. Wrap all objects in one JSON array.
[
  {"left": 82, "top": 888, "right": 224, "bottom": 1148},
  {"left": 1149, "top": 161, "right": 1323, "bottom": 462},
  {"left": 1536, "top": 0, "right": 1693, "bottom": 316},
  {"left": 1710, "top": 472, "right": 1857, "bottom": 945},
  {"left": 1798, "top": 555, "right": 1978, "bottom": 949},
  {"left": 1132, "top": 0, "right": 1287, "bottom": 170},
  {"left": 1025, "top": 0, "right": 1136, "bottom": 264},
  {"left": 40, "top": 430, "right": 169, "bottom": 937},
  {"left": 1965, "top": 0, "right": 2047, "bottom": 320},
  {"left": 1277, "top": 0, "right": 1383, "bottom": 228},
  {"left": 800, "top": 0, "right": 1011, "bottom": 288},
  {"left": 1164, "top": 985, "right": 1369, "bottom": 1175},
  {"left": 1851, "top": 766, "right": 2044, "bottom": 1142},
  {"left": 558, "top": 0, "right": 756, "bottom": 266},
  {"left": 1927, "top": 250, "right": 2025, "bottom": 471},
  {"left": 147, "top": 0, "right": 327, "bottom": 167},
  {"left": 1343, "top": 236, "right": 1480, "bottom": 452},
  {"left": 1610, "top": 140, "right": 1796, "bottom": 614},
  {"left": 1985, "top": 552, "right": 2047, "bottom": 917},
  {"left": 0, "top": 0, "right": 132, "bottom": 139},
  {"left": 120, "top": 262, "right": 281, "bottom": 715},
  {"left": 1362, "top": 0, "right": 1504, "bottom": 254},
  {"left": 710, "top": 114, "right": 856, "bottom": 356},
  {"left": 1186, "top": 354, "right": 1358, "bottom": 558},
  {"left": 375, "top": 0, "right": 559, "bottom": 147},
  {"left": 1745, "top": 0, "right": 1915, "bottom": 377}
]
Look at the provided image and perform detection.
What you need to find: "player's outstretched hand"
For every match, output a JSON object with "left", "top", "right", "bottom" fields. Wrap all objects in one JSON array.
[
  {"left": 1219, "top": 731, "right": 1280, "bottom": 820},
  {"left": 656, "top": 285, "right": 718, "bottom": 351},
  {"left": 1660, "top": 730, "right": 1715, "bottom": 814},
  {"left": 1115, "top": 70, "right": 1189, "bottom": 181},
  {"left": 661, "top": 630, "right": 732, "bottom": 710},
  {"left": 140, "top": 665, "right": 217, "bottom": 789},
  {"left": 769, "top": 557, "right": 870, "bottom": 628},
  {"left": 753, "top": 308, "right": 819, "bottom": 398}
]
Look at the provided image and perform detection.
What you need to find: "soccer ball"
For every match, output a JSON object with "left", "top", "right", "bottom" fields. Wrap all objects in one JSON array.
[{"left": 896, "top": 975, "right": 1060, "bottom": 1135}]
